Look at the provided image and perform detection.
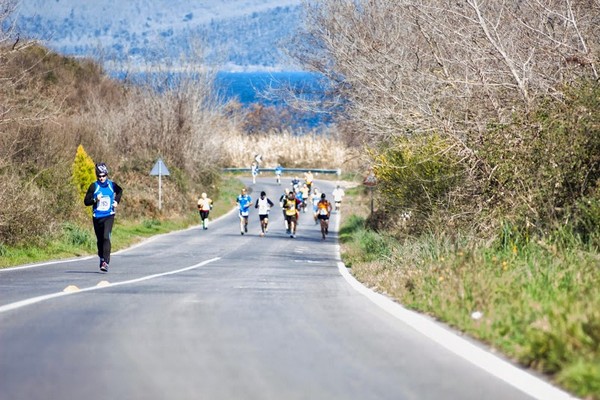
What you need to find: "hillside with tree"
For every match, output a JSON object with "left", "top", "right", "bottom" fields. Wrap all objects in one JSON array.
[{"left": 14, "top": 0, "right": 304, "bottom": 69}]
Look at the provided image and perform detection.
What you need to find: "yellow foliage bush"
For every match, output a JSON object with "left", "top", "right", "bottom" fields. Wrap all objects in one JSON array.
[
  {"left": 372, "top": 134, "right": 461, "bottom": 225},
  {"left": 71, "top": 145, "right": 96, "bottom": 215}
]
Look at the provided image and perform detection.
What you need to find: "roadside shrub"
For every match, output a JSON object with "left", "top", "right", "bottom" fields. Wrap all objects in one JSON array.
[
  {"left": 371, "top": 133, "right": 462, "bottom": 233},
  {"left": 339, "top": 214, "right": 366, "bottom": 243},
  {"left": 558, "top": 361, "right": 600, "bottom": 399},
  {"left": 356, "top": 229, "right": 392, "bottom": 262},
  {"left": 475, "top": 80, "right": 600, "bottom": 239},
  {"left": 0, "top": 172, "right": 52, "bottom": 246},
  {"left": 62, "top": 222, "right": 93, "bottom": 248},
  {"left": 142, "top": 219, "right": 161, "bottom": 229},
  {"left": 572, "top": 194, "right": 600, "bottom": 249}
]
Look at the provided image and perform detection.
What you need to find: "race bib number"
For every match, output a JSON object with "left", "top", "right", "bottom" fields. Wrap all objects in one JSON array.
[
  {"left": 97, "top": 196, "right": 111, "bottom": 212},
  {"left": 240, "top": 210, "right": 249, "bottom": 217},
  {"left": 319, "top": 208, "right": 328, "bottom": 215}
]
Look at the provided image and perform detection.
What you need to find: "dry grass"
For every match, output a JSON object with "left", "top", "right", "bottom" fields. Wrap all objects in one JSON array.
[{"left": 220, "top": 129, "right": 354, "bottom": 169}]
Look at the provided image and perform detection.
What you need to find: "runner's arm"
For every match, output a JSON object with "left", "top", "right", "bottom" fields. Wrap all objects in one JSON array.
[
  {"left": 83, "top": 183, "right": 96, "bottom": 206},
  {"left": 113, "top": 182, "right": 123, "bottom": 203}
]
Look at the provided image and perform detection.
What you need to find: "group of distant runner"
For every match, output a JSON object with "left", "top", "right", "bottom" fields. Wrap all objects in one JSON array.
[
  {"left": 197, "top": 169, "right": 345, "bottom": 240},
  {"left": 82, "top": 161, "right": 344, "bottom": 274}
]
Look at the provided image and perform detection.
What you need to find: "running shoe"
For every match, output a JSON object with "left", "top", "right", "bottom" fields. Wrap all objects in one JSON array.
[{"left": 100, "top": 261, "right": 108, "bottom": 272}]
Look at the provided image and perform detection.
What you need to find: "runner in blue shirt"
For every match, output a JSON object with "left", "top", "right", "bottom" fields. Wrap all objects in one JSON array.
[
  {"left": 295, "top": 188, "right": 305, "bottom": 214},
  {"left": 275, "top": 164, "right": 283, "bottom": 185},
  {"left": 83, "top": 162, "right": 123, "bottom": 272},
  {"left": 251, "top": 162, "right": 259, "bottom": 184},
  {"left": 291, "top": 176, "right": 300, "bottom": 193},
  {"left": 236, "top": 187, "right": 252, "bottom": 235}
]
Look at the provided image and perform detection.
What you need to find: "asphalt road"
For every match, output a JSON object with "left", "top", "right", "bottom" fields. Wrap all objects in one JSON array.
[{"left": 0, "top": 177, "right": 574, "bottom": 400}]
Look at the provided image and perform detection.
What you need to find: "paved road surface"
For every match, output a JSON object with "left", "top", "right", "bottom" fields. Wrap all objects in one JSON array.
[{"left": 0, "top": 177, "right": 573, "bottom": 399}]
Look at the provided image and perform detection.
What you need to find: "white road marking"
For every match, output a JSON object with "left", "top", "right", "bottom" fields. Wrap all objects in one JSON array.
[
  {"left": 0, "top": 207, "right": 238, "bottom": 272},
  {"left": 331, "top": 208, "right": 575, "bottom": 399},
  {"left": 0, "top": 257, "right": 220, "bottom": 313},
  {"left": 0, "top": 256, "right": 95, "bottom": 272},
  {"left": 336, "top": 262, "right": 576, "bottom": 399}
]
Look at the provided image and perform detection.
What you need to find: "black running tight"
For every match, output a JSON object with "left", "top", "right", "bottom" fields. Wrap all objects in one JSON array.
[{"left": 93, "top": 215, "right": 114, "bottom": 263}]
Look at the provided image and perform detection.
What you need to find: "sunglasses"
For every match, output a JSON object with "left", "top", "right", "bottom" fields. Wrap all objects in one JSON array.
[{"left": 98, "top": 174, "right": 107, "bottom": 178}]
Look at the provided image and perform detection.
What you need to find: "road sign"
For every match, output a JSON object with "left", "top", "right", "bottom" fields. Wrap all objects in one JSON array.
[
  {"left": 363, "top": 172, "right": 377, "bottom": 187},
  {"left": 150, "top": 158, "right": 170, "bottom": 176},
  {"left": 150, "top": 158, "right": 170, "bottom": 210}
]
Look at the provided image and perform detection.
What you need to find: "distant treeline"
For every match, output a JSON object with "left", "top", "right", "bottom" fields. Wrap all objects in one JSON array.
[{"left": 15, "top": 4, "right": 303, "bottom": 68}]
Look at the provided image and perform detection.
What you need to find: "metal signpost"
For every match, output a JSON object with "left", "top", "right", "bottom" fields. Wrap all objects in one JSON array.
[
  {"left": 150, "top": 158, "right": 170, "bottom": 210},
  {"left": 363, "top": 171, "right": 377, "bottom": 216}
]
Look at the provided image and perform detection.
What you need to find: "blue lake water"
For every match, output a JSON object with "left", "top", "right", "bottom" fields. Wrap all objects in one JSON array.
[
  {"left": 215, "top": 71, "right": 333, "bottom": 129},
  {"left": 110, "top": 70, "right": 333, "bottom": 130},
  {"left": 214, "top": 71, "right": 323, "bottom": 104}
]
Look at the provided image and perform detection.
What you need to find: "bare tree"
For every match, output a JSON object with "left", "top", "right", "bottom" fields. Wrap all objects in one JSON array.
[
  {"left": 291, "top": 0, "right": 599, "bottom": 233},
  {"left": 295, "top": 0, "right": 599, "bottom": 145},
  {"left": 81, "top": 39, "right": 236, "bottom": 183}
]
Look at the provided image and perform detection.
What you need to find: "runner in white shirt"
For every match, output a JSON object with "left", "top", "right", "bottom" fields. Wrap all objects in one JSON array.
[
  {"left": 255, "top": 191, "right": 274, "bottom": 236},
  {"left": 310, "top": 188, "right": 321, "bottom": 224},
  {"left": 332, "top": 185, "right": 345, "bottom": 212}
]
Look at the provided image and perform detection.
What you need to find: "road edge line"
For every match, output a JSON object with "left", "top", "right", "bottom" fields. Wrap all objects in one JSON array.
[
  {"left": 1, "top": 207, "right": 238, "bottom": 272},
  {"left": 335, "top": 260, "right": 576, "bottom": 399}
]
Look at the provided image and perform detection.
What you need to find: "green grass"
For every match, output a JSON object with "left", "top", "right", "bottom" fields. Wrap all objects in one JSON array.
[
  {"left": 212, "top": 173, "right": 245, "bottom": 216},
  {"left": 0, "top": 176, "right": 244, "bottom": 269},
  {"left": 340, "top": 213, "right": 600, "bottom": 399}
]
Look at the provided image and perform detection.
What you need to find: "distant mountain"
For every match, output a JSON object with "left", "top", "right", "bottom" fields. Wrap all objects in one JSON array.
[{"left": 14, "top": 0, "right": 304, "bottom": 71}]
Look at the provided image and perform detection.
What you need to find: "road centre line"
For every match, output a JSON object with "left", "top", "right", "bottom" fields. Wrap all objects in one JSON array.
[{"left": 0, "top": 257, "right": 221, "bottom": 314}]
